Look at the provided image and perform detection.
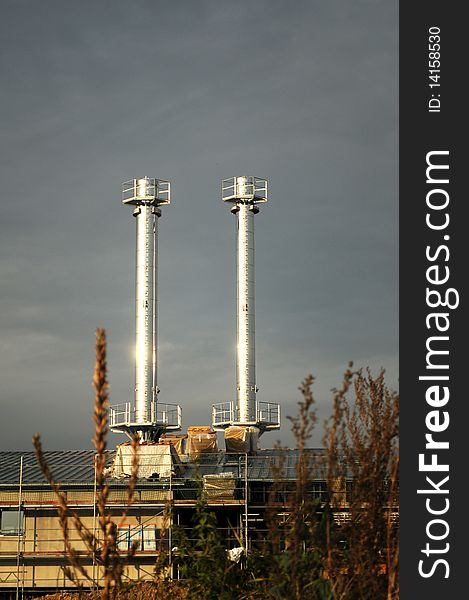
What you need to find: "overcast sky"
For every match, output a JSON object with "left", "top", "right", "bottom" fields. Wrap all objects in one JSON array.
[{"left": 0, "top": 0, "right": 398, "bottom": 451}]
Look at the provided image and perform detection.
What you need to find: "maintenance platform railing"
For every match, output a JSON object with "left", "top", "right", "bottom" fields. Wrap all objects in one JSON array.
[
  {"left": 222, "top": 176, "right": 268, "bottom": 203},
  {"left": 122, "top": 177, "right": 171, "bottom": 205},
  {"left": 212, "top": 401, "right": 280, "bottom": 430},
  {"left": 109, "top": 401, "right": 182, "bottom": 431}
]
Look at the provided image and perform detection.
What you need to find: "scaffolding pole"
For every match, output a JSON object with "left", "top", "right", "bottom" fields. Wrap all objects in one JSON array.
[
  {"left": 244, "top": 453, "right": 249, "bottom": 556},
  {"left": 92, "top": 455, "right": 97, "bottom": 588},
  {"left": 15, "top": 455, "right": 24, "bottom": 600},
  {"left": 169, "top": 468, "right": 173, "bottom": 577}
]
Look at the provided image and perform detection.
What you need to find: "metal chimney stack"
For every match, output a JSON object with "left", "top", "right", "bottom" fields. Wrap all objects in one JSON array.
[
  {"left": 132, "top": 177, "right": 161, "bottom": 424},
  {"left": 233, "top": 176, "right": 259, "bottom": 422},
  {"left": 212, "top": 176, "right": 280, "bottom": 433},
  {"left": 109, "top": 177, "right": 181, "bottom": 441}
]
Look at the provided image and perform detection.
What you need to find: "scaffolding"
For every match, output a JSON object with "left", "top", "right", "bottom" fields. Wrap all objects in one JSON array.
[{"left": 0, "top": 449, "right": 398, "bottom": 596}]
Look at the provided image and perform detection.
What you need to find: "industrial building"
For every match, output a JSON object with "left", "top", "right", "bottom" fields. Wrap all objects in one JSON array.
[
  {"left": 0, "top": 177, "right": 394, "bottom": 597},
  {"left": 0, "top": 446, "right": 346, "bottom": 597}
]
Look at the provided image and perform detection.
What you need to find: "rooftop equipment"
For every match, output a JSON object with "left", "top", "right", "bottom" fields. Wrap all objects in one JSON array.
[
  {"left": 109, "top": 177, "right": 182, "bottom": 441},
  {"left": 212, "top": 176, "right": 280, "bottom": 435}
]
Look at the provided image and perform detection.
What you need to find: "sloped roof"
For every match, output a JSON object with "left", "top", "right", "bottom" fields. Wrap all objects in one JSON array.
[
  {"left": 0, "top": 450, "right": 113, "bottom": 485},
  {"left": 0, "top": 448, "right": 332, "bottom": 485}
]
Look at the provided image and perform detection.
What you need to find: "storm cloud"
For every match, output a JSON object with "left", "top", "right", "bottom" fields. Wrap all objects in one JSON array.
[{"left": 0, "top": 0, "right": 398, "bottom": 450}]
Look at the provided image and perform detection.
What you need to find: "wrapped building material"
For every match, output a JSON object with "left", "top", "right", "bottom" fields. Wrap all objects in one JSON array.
[
  {"left": 330, "top": 476, "right": 347, "bottom": 507},
  {"left": 226, "top": 547, "right": 244, "bottom": 563},
  {"left": 159, "top": 433, "right": 188, "bottom": 458},
  {"left": 224, "top": 426, "right": 259, "bottom": 453},
  {"left": 110, "top": 442, "right": 177, "bottom": 479},
  {"left": 203, "top": 472, "right": 236, "bottom": 500},
  {"left": 187, "top": 426, "right": 218, "bottom": 459}
]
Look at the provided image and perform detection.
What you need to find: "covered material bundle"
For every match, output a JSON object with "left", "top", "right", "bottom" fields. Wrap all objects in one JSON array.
[
  {"left": 330, "top": 476, "right": 347, "bottom": 507},
  {"left": 158, "top": 433, "right": 188, "bottom": 458},
  {"left": 226, "top": 547, "right": 244, "bottom": 563},
  {"left": 203, "top": 472, "right": 236, "bottom": 500},
  {"left": 224, "top": 426, "right": 260, "bottom": 454},
  {"left": 110, "top": 442, "right": 177, "bottom": 479},
  {"left": 187, "top": 425, "right": 218, "bottom": 459}
]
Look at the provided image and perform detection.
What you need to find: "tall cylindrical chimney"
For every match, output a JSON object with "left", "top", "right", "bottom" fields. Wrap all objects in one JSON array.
[
  {"left": 134, "top": 191, "right": 158, "bottom": 423},
  {"left": 236, "top": 190, "right": 257, "bottom": 422},
  {"left": 212, "top": 176, "right": 279, "bottom": 435},
  {"left": 109, "top": 177, "right": 181, "bottom": 441},
  {"left": 224, "top": 176, "right": 267, "bottom": 424},
  {"left": 121, "top": 177, "right": 170, "bottom": 434}
]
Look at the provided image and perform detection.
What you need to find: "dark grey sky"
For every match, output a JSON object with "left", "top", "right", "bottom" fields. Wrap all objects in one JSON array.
[{"left": 0, "top": 0, "right": 398, "bottom": 451}]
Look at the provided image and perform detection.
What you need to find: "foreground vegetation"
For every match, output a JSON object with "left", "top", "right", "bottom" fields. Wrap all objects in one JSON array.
[{"left": 33, "top": 329, "right": 398, "bottom": 599}]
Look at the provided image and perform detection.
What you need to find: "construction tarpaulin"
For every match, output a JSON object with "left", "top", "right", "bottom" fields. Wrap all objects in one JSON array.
[
  {"left": 159, "top": 433, "right": 188, "bottom": 458},
  {"left": 224, "top": 426, "right": 260, "bottom": 453},
  {"left": 110, "top": 443, "right": 177, "bottom": 479},
  {"left": 226, "top": 547, "right": 244, "bottom": 563},
  {"left": 203, "top": 472, "right": 236, "bottom": 500},
  {"left": 187, "top": 426, "right": 218, "bottom": 459}
]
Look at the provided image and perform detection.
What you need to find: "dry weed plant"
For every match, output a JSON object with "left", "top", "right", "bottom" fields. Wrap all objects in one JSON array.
[
  {"left": 254, "top": 375, "right": 328, "bottom": 600},
  {"left": 254, "top": 365, "right": 399, "bottom": 600},
  {"left": 33, "top": 328, "right": 140, "bottom": 600},
  {"left": 324, "top": 365, "right": 399, "bottom": 600},
  {"left": 32, "top": 331, "right": 398, "bottom": 600},
  {"left": 282, "top": 375, "right": 326, "bottom": 599}
]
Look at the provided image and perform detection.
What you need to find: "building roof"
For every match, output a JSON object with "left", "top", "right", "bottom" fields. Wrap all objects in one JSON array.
[
  {"left": 0, "top": 448, "right": 333, "bottom": 486},
  {"left": 0, "top": 450, "right": 104, "bottom": 485}
]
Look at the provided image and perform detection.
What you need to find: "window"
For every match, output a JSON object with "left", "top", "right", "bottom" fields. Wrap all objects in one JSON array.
[
  {"left": 117, "top": 524, "right": 158, "bottom": 551},
  {"left": 142, "top": 525, "right": 157, "bottom": 551},
  {"left": 117, "top": 525, "right": 130, "bottom": 551},
  {"left": 0, "top": 510, "right": 24, "bottom": 535}
]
